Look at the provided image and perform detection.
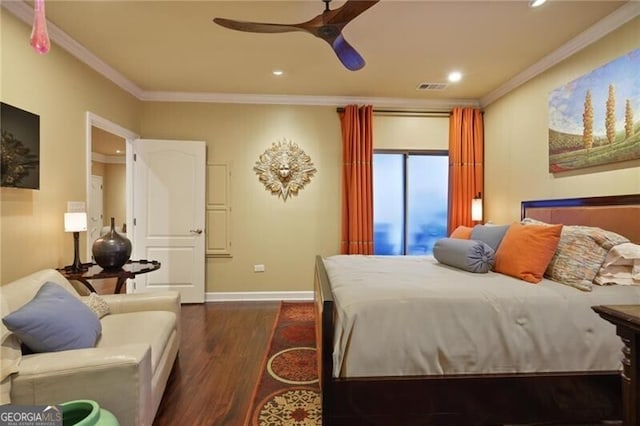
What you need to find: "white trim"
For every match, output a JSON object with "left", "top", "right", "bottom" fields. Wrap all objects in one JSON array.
[
  {"left": 85, "top": 112, "right": 139, "bottom": 293},
  {"left": 205, "top": 291, "right": 314, "bottom": 302},
  {"left": 3, "top": 0, "right": 638, "bottom": 110},
  {"left": 91, "top": 152, "right": 126, "bottom": 164},
  {"left": 480, "top": 1, "right": 640, "bottom": 107},
  {"left": 140, "top": 91, "right": 479, "bottom": 110},
  {"left": 87, "top": 112, "right": 139, "bottom": 141}
]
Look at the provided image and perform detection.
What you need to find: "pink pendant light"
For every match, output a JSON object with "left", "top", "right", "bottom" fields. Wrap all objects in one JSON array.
[{"left": 30, "top": 0, "right": 50, "bottom": 54}]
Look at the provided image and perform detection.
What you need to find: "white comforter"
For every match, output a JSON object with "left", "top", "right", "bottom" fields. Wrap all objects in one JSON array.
[{"left": 323, "top": 255, "right": 640, "bottom": 378}]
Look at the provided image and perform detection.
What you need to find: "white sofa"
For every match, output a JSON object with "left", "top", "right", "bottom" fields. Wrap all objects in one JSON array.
[{"left": 0, "top": 269, "right": 180, "bottom": 426}]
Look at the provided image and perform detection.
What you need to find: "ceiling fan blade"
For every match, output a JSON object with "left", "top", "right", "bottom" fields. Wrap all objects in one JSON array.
[
  {"left": 214, "top": 0, "right": 379, "bottom": 71},
  {"left": 213, "top": 18, "right": 304, "bottom": 34},
  {"left": 326, "top": 0, "right": 380, "bottom": 26},
  {"left": 331, "top": 34, "right": 365, "bottom": 71}
]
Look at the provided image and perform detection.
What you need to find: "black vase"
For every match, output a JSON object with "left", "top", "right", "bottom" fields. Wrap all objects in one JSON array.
[{"left": 92, "top": 217, "right": 132, "bottom": 270}]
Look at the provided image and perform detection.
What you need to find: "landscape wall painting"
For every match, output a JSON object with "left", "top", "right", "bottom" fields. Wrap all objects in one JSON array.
[{"left": 548, "top": 48, "right": 640, "bottom": 173}]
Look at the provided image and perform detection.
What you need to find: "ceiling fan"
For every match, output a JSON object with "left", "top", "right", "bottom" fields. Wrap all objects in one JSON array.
[{"left": 213, "top": 0, "right": 380, "bottom": 71}]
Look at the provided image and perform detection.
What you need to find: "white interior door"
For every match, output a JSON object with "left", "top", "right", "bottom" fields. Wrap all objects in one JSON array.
[
  {"left": 132, "top": 139, "right": 205, "bottom": 303},
  {"left": 88, "top": 175, "right": 104, "bottom": 260}
]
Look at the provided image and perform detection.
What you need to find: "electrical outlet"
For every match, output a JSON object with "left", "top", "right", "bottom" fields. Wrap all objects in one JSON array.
[{"left": 254, "top": 264, "right": 265, "bottom": 273}]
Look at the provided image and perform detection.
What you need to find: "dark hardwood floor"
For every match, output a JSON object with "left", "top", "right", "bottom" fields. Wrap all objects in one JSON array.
[
  {"left": 153, "top": 302, "right": 280, "bottom": 426},
  {"left": 81, "top": 281, "right": 280, "bottom": 424}
]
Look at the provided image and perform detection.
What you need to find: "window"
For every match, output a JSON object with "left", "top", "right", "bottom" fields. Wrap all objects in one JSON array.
[{"left": 373, "top": 151, "right": 448, "bottom": 255}]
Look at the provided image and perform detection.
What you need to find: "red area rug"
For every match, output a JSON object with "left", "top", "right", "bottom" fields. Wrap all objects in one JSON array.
[{"left": 244, "top": 302, "right": 321, "bottom": 426}]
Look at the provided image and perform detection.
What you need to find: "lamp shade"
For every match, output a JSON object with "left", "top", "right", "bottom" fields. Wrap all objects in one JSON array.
[
  {"left": 471, "top": 198, "right": 483, "bottom": 222},
  {"left": 64, "top": 212, "right": 87, "bottom": 232}
]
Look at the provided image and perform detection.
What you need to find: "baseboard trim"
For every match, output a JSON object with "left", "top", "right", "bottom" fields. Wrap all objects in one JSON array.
[{"left": 205, "top": 291, "right": 314, "bottom": 302}]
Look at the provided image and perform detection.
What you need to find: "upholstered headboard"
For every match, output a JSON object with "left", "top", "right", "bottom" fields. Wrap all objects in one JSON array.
[{"left": 521, "top": 194, "right": 640, "bottom": 244}]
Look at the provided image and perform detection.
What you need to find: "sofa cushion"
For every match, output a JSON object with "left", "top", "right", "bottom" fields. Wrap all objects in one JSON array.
[
  {"left": 2, "top": 269, "right": 81, "bottom": 314},
  {"left": 1, "top": 296, "right": 21, "bottom": 405},
  {"left": 2, "top": 282, "right": 102, "bottom": 353},
  {"left": 97, "top": 311, "right": 176, "bottom": 373}
]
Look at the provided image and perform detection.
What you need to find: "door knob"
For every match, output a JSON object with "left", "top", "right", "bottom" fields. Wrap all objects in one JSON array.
[{"left": 190, "top": 229, "right": 203, "bottom": 234}]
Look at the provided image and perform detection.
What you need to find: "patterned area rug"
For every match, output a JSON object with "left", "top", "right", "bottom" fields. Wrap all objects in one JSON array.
[{"left": 245, "top": 302, "right": 322, "bottom": 426}]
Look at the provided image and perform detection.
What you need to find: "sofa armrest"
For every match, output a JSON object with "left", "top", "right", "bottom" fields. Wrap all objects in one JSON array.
[
  {"left": 11, "top": 344, "right": 153, "bottom": 426},
  {"left": 99, "top": 292, "right": 180, "bottom": 316}
]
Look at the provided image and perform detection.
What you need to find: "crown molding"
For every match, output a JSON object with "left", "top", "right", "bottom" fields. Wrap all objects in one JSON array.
[
  {"left": 4, "top": 0, "right": 637, "bottom": 110},
  {"left": 91, "top": 152, "right": 125, "bottom": 165},
  {"left": 140, "top": 91, "right": 479, "bottom": 110},
  {"left": 480, "top": 1, "right": 640, "bottom": 108}
]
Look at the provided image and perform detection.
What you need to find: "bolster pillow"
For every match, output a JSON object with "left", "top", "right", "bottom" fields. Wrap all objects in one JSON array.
[{"left": 433, "top": 238, "right": 496, "bottom": 273}]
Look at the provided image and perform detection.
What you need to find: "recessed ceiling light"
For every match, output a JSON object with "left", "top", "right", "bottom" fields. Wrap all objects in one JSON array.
[
  {"left": 529, "top": 0, "right": 547, "bottom": 8},
  {"left": 272, "top": 70, "right": 284, "bottom": 76},
  {"left": 448, "top": 71, "right": 462, "bottom": 83},
  {"left": 116, "top": 149, "right": 122, "bottom": 154}
]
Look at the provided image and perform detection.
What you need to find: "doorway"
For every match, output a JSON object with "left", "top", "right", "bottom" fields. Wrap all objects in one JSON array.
[{"left": 86, "top": 113, "right": 138, "bottom": 291}]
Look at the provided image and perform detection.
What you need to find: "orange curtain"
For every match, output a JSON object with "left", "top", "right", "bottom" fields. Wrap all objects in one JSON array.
[
  {"left": 448, "top": 107, "right": 484, "bottom": 235},
  {"left": 339, "top": 105, "right": 373, "bottom": 255}
]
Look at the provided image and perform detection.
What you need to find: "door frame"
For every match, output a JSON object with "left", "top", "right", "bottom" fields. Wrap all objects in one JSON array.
[
  {"left": 89, "top": 174, "right": 104, "bottom": 250},
  {"left": 85, "top": 112, "right": 139, "bottom": 291}
]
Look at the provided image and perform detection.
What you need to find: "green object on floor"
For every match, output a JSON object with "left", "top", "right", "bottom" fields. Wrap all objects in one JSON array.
[{"left": 60, "top": 400, "right": 119, "bottom": 426}]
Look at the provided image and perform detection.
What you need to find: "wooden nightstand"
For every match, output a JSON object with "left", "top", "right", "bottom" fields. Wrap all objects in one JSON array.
[{"left": 593, "top": 305, "right": 640, "bottom": 426}]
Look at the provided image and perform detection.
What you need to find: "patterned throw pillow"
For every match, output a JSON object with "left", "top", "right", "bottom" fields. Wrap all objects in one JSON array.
[
  {"left": 83, "top": 293, "right": 111, "bottom": 319},
  {"left": 522, "top": 218, "right": 629, "bottom": 291}
]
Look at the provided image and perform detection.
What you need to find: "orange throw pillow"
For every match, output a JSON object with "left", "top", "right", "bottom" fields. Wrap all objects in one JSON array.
[
  {"left": 450, "top": 226, "right": 473, "bottom": 239},
  {"left": 494, "top": 223, "right": 563, "bottom": 283}
]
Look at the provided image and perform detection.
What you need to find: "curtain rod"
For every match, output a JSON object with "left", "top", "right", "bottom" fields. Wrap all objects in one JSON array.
[{"left": 335, "top": 107, "right": 451, "bottom": 118}]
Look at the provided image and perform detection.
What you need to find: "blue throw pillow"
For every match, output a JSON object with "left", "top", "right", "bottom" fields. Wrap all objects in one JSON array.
[
  {"left": 2, "top": 282, "right": 101, "bottom": 353},
  {"left": 470, "top": 224, "right": 509, "bottom": 251},
  {"left": 433, "top": 238, "right": 496, "bottom": 273}
]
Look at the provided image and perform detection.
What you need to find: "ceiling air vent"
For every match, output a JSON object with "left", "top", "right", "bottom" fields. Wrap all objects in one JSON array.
[{"left": 416, "top": 82, "right": 448, "bottom": 91}]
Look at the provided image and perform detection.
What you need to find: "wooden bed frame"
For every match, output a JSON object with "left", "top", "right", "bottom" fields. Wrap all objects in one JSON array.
[{"left": 315, "top": 194, "right": 640, "bottom": 425}]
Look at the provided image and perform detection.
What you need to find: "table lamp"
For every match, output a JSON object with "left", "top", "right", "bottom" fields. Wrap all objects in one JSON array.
[{"left": 64, "top": 212, "right": 88, "bottom": 272}]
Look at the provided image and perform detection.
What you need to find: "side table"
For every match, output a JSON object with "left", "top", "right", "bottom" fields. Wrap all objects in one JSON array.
[
  {"left": 593, "top": 304, "right": 640, "bottom": 426},
  {"left": 57, "top": 260, "right": 161, "bottom": 294}
]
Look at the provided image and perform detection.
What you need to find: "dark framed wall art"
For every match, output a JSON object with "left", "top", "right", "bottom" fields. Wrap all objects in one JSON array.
[{"left": 1, "top": 102, "right": 40, "bottom": 189}]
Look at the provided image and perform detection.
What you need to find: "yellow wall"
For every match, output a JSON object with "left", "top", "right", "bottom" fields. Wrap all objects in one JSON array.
[
  {"left": 374, "top": 115, "right": 449, "bottom": 150},
  {"left": 0, "top": 13, "right": 140, "bottom": 283},
  {"left": 139, "top": 103, "right": 342, "bottom": 292},
  {"left": 91, "top": 161, "right": 105, "bottom": 177},
  {"left": 484, "top": 17, "right": 640, "bottom": 224},
  {"left": 103, "top": 163, "right": 126, "bottom": 228}
]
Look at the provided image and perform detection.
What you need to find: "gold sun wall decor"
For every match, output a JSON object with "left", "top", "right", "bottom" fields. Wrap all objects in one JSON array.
[{"left": 253, "top": 139, "right": 316, "bottom": 201}]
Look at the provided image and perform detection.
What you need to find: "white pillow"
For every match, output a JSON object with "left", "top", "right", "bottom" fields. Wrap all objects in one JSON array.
[{"left": 594, "top": 243, "right": 640, "bottom": 286}]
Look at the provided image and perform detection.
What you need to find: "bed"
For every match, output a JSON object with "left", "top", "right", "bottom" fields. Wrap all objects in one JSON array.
[{"left": 314, "top": 194, "right": 640, "bottom": 425}]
